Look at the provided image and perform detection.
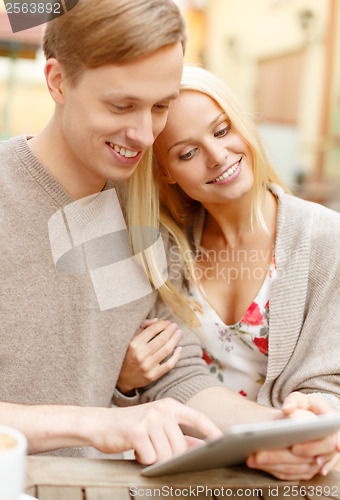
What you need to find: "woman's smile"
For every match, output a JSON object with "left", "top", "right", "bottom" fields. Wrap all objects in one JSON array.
[
  {"left": 155, "top": 90, "right": 254, "bottom": 205},
  {"left": 206, "top": 158, "right": 242, "bottom": 184}
]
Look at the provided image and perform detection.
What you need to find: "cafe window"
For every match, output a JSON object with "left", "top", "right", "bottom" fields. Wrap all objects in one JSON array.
[{"left": 257, "top": 51, "right": 304, "bottom": 125}]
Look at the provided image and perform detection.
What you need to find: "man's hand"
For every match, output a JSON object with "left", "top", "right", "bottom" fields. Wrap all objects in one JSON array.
[
  {"left": 0, "top": 398, "right": 222, "bottom": 461},
  {"left": 84, "top": 398, "right": 222, "bottom": 464},
  {"left": 117, "top": 319, "right": 182, "bottom": 395}
]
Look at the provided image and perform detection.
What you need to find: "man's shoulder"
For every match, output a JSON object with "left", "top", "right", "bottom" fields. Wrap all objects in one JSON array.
[
  {"left": 0, "top": 135, "right": 24, "bottom": 147},
  {"left": 0, "top": 136, "right": 15, "bottom": 152},
  {"left": 0, "top": 135, "right": 27, "bottom": 162}
]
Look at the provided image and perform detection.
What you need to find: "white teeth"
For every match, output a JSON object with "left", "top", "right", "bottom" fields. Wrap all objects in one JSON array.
[
  {"left": 109, "top": 143, "right": 138, "bottom": 158},
  {"left": 210, "top": 160, "right": 240, "bottom": 183}
]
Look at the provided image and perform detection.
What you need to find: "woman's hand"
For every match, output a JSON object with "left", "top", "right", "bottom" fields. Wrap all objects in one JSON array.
[
  {"left": 247, "top": 392, "right": 340, "bottom": 480},
  {"left": 117, "top": 318, "right": 183, "bottom": 395},
  {"left": 283, "top": 392, "right": 340, "bottom": 476}
]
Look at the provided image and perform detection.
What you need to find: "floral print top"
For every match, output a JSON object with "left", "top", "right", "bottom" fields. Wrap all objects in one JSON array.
[{"left": 189, "top": 256, "right": 277, "bottom": 401}]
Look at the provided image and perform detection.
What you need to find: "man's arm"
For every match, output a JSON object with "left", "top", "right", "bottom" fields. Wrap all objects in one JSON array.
[
  {"left": 0, "top": 399, "right": 221, "bottom": 462},
  {"left": 0, "top": 402, "right": 88, "bottom": 454}
]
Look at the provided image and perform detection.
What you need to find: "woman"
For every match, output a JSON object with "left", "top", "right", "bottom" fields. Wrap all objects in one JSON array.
[{"left": 118, "top": 65, "right": 340, "bottom": 478}]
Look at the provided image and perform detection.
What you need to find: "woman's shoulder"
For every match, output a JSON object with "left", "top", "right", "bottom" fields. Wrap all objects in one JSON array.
[
  {"left": 272, "top": 184, "right": 340, "bottom": 270},
  {"left": 272, "top": 183, "right": 340, "bottom": 232}
]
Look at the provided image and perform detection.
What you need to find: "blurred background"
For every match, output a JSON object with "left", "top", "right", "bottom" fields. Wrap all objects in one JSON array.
[{"left": 0, "top": 0, "right": 339, "bottom": 209}]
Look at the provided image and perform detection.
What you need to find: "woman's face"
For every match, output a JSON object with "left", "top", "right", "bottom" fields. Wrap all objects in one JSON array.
[{"left": 155, "top": 90, "right": 254, "bottom": 206}]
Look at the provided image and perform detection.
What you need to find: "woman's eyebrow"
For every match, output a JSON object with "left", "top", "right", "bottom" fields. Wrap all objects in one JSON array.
[
  {"left": 168, "top": 137, "right": 194, "bottom": 152},
  {"left": 168, "top": 112, "right": 226, "bottom": 152}
]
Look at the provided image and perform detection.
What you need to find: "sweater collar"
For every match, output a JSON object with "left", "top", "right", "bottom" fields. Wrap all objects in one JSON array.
[
  {"left": 15, "top": 135, "right": 74, "bottom": 207},
  {"left": 14, "top": 135, "right": 119, "bottom": 226}
]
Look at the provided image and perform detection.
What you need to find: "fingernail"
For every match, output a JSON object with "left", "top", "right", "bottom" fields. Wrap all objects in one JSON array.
[
  {"left": 282, "top": 402, "right": 293, "bottom": 411},
  {"left": 176, "top": 329, "right": 182, "bottom": 336},
  {"left": 316, "top": 456, "right": 327, "bottom": 467},
  {"left": 171, "top": 322, "right": 178, "bottom": 329},
  {"left": 321, "top": 466, "right": 330, "bottom": 476},
  {"left": 256, "top": 452, "right": 268, "bottom": 465}
]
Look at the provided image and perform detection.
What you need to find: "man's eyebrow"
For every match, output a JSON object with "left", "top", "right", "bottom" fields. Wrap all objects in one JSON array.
[
  {"left": 168, "top": 112, "right": 226, "bottom": 152},
  {"left": 103, "top": 91, "right": 180, "bottom": 102}
]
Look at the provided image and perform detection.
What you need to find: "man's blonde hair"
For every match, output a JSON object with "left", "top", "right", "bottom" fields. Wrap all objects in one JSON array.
[{"left": 43, "top": 0, "right": 186, "bottom": 84}]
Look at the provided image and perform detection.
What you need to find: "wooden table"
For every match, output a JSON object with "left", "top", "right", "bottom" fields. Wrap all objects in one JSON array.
[{"left": 25, "top": 456, "right": 340, "bottom": 500}]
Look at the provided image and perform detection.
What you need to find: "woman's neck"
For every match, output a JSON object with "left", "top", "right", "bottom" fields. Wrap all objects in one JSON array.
[{"left": 202, "top": 189, "right": 277, "bottom": 249}]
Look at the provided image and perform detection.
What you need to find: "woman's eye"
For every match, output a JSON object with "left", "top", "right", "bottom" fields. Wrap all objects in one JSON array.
[
  {"left": 214, "top": 125, "right": 230, "bottom": 138},
  {"left": 154, "top": 103, "right": 169, "bottom": 111},
  {"left": 179, "top": 148, "right": 196, "bottom": 161}
]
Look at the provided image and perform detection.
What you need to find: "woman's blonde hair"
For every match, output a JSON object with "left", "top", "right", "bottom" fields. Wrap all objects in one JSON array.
[
  {"left": 43, "top": 0, "right": 186, "bottom": 85},
  {"left": 127, "top": 65, "right": 287, "bottom": 324}
]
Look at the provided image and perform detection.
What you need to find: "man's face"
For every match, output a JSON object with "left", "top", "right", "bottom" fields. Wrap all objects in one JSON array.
[{"left": 57, "top": 42, "right": 183, "bottom": 184}]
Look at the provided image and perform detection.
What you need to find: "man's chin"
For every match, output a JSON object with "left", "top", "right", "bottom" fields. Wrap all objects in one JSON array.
[{"left": 107, "top": 163, "right": 141, "bottom": 182}]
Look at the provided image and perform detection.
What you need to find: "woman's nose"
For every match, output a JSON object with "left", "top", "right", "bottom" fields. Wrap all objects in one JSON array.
[{"left": 206, "top": 143, "right": 226, "bottom": 168}]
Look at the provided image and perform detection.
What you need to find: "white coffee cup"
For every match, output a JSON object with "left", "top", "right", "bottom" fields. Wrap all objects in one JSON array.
[{"left": 0, "top": 426, "right": 27, "bottom": 500}]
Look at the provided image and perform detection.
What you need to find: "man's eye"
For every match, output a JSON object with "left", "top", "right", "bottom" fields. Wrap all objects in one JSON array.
[
  {"left": 214, "top": 125, "right": 230, "bottom": 137},
  {"left": 179, "top": 149, "right": 196, "bottom": 161},
  {"left": 112, "top": 104, "right": 130, "bottom": 112}
]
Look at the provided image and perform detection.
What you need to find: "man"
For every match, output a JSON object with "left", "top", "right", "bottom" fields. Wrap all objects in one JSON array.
[
  {"left": 0, "top": 0, "right": 222, "bottom": 463},
  {"left": 0, "top": 0, "right": 338, "bottom": 477}
]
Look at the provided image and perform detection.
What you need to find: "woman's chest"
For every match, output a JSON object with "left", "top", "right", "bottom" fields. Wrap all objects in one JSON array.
[{"left": 197, "top": 249, "right": 274, "bottom": 325}]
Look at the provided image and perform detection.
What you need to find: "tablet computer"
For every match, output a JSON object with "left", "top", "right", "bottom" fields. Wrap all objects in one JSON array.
[{"left": 142, "top": 413, "right": 340, "bottom": 477}]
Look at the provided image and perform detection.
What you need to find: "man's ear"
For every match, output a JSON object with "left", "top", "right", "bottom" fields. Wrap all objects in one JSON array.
[{"left": 44, "top": 58, "right": 67, "bottom": 104}]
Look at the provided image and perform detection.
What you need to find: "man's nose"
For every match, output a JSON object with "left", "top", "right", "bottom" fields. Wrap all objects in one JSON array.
[{"left": 125, "top": 111, "right": 155, "bottom": 150}]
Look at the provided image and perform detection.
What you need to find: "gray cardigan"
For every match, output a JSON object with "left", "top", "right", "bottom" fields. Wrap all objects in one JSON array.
[
  {"left": 189, "top": 184, "right": 340, "bottom": 410},
  {"left": 261, "top": 184, "right": 340, "bottom": 409}
]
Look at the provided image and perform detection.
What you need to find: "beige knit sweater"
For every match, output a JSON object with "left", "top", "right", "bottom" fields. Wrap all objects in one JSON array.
[{"left": 0, "top": 136, "right": 223, "bottom": 457}]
